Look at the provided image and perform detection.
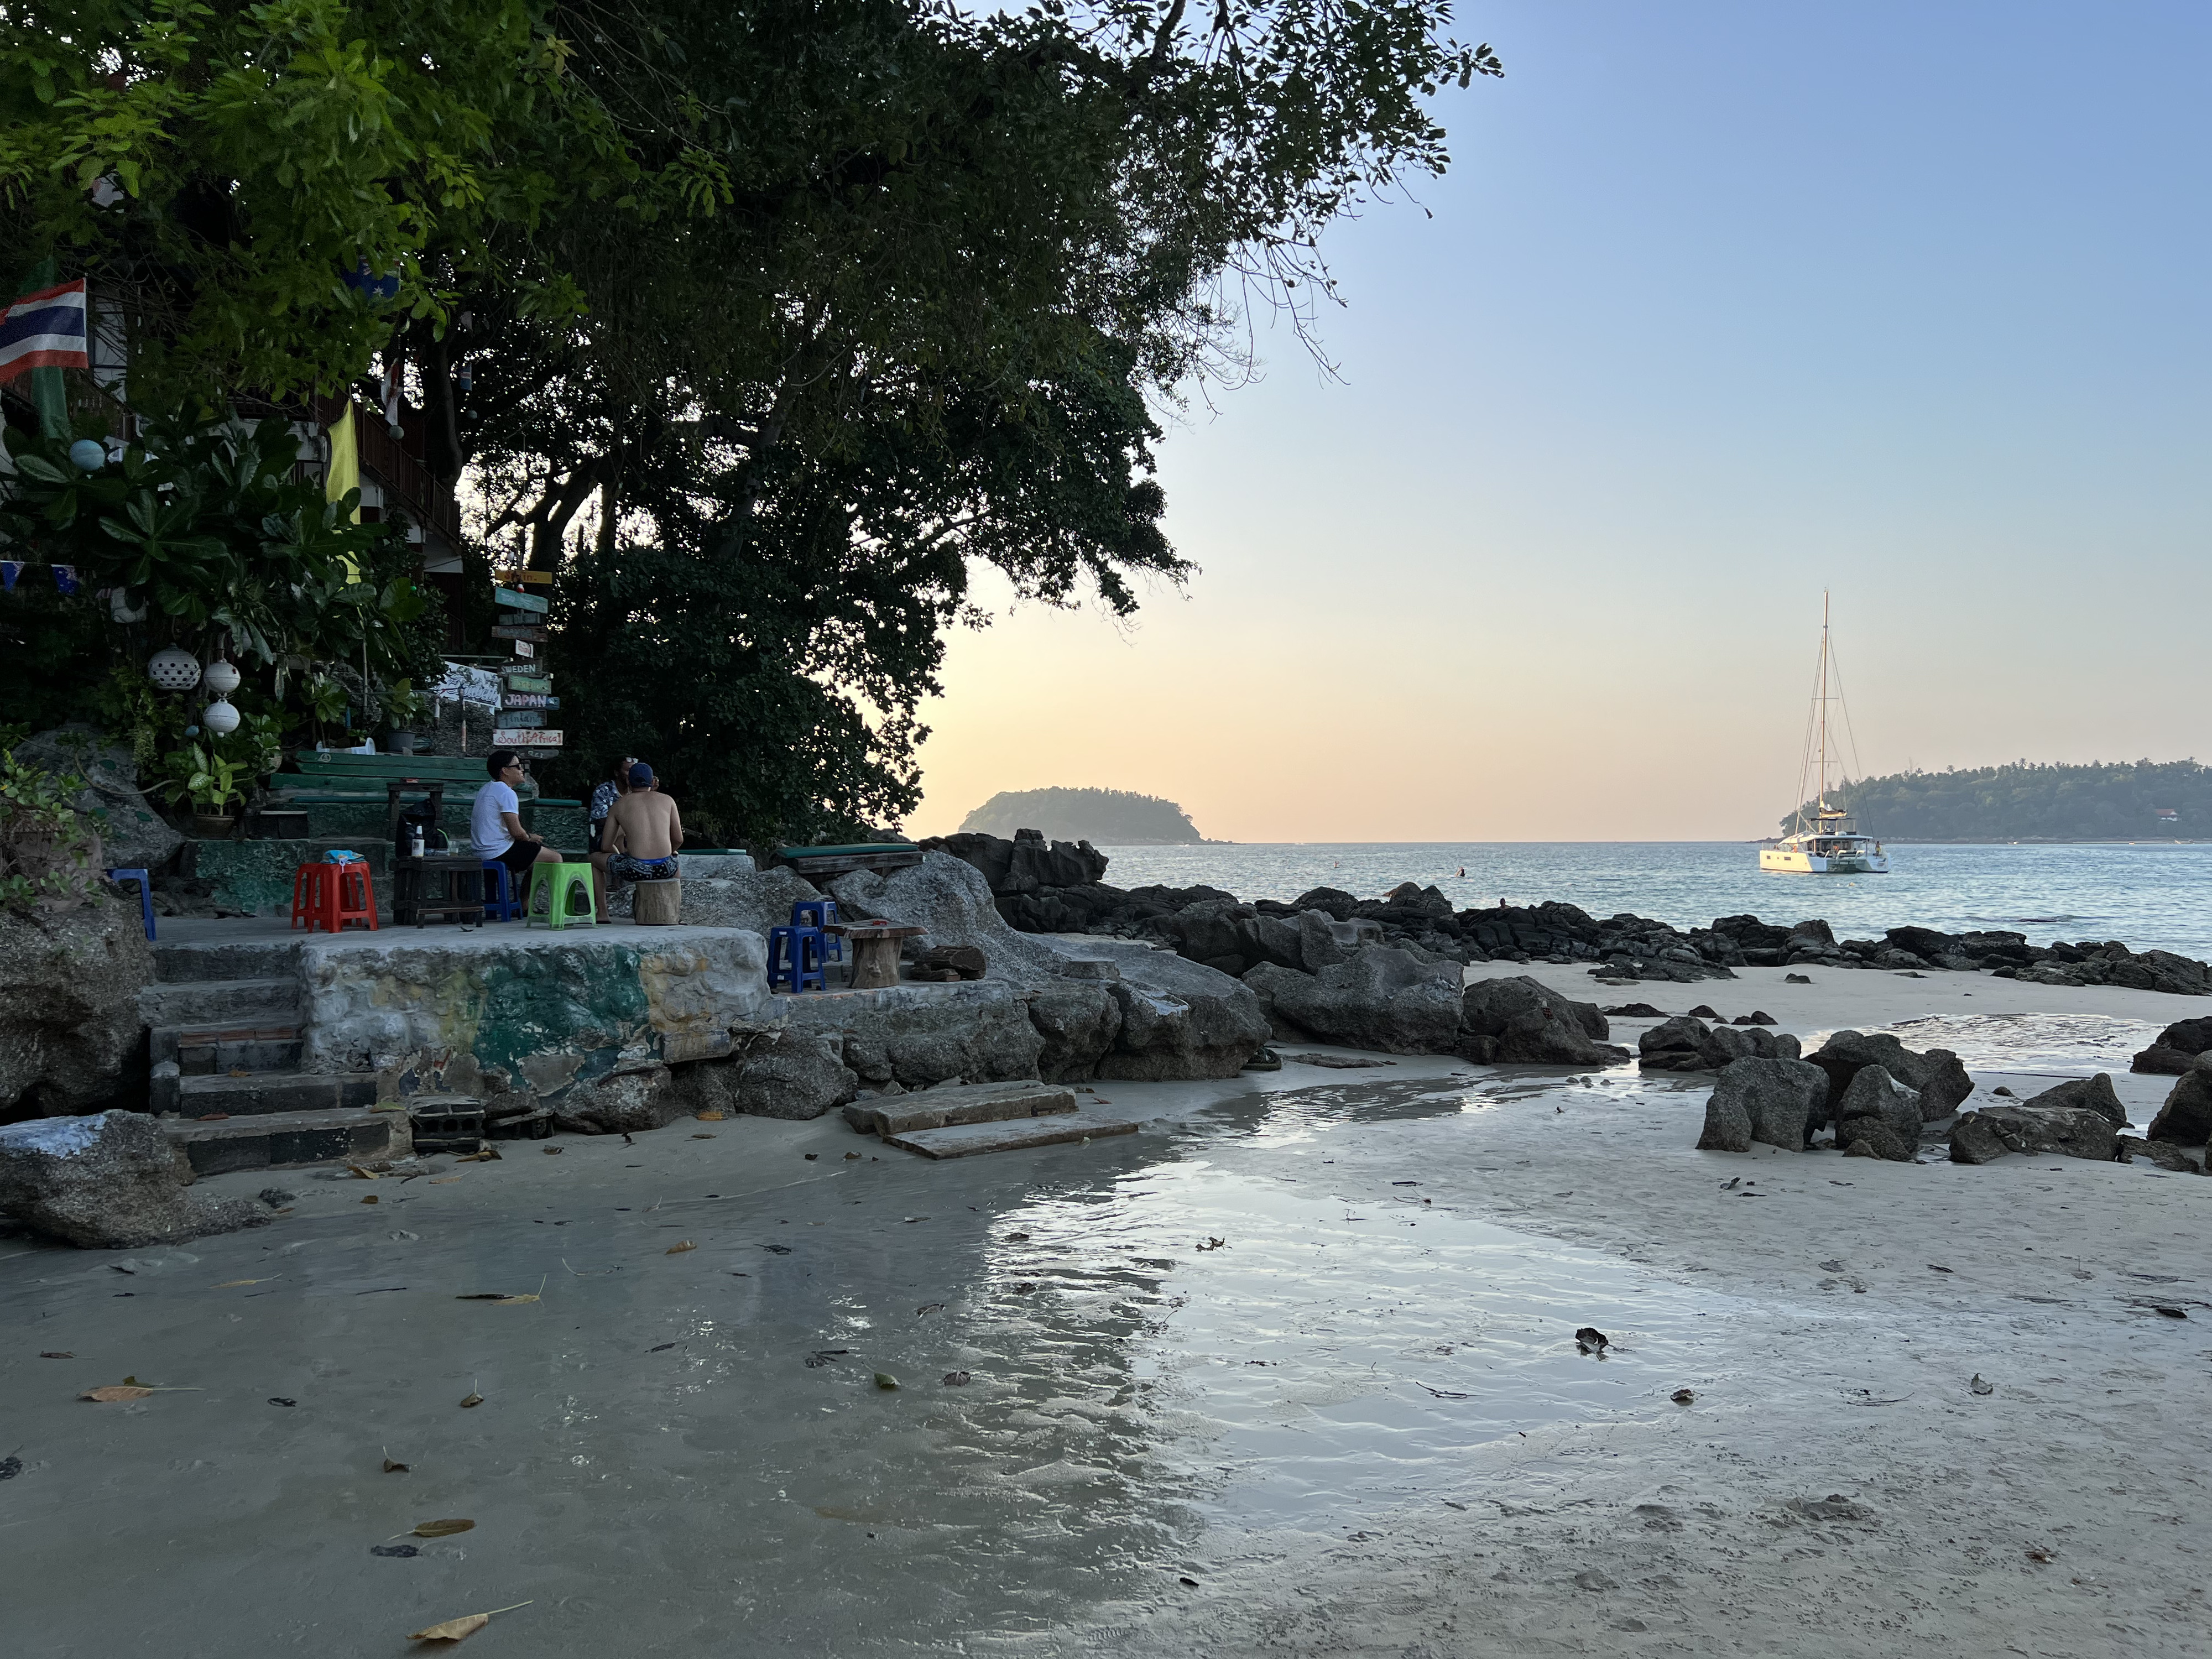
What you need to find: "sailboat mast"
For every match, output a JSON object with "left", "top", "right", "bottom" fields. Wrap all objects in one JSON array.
[{"left": 1818, "top": 592, "right": 1829, "bottom": 811}]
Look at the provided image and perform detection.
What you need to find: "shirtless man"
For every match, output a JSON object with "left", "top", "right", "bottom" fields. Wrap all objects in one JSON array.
[{"left": 591, "top": 761, "right": 683, "bottom": 920}]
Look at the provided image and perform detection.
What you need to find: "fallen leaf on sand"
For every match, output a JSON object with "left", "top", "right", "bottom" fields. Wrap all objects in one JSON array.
[
  {"left": 1197, "top": 1238, "right": 1226, "bottom": 1251},
  {"left": 81, "top": 1385, "right": 154, "bottom": 1402},
  {"left": 40, "top": 1350, "right": 74, "bottom": 1358},
  {"left": 269, "top": 1396, "right": 296, "bottom": 1407},
  {"left": 2027, "top": 1546, "right": 2054, "bottom": 1563},
  {"left": 214, "top": 1278, "right": 274, "bottom": 1288},
  {"left": 543, "top": 1145, "right": 563, "bottom": 1155},
  {"left": 691, "top": 1134, "right": 715, "bottom": 1140},
  {"left": 456, "top": 1149, "right": 500, "bottom": 1162},
  {"left": 362, "top": 1194, "right": 380, "bottom": 1204},
  {"left": 406, "top": 1600, "right": 530, "bottom": 1642},
  {"left": 429, "top": 1176, "right": 463, "bottom": 1185},
  {"left": 695, "top": 1111, "right": 725, "bottom": 1121},
  {"left": 873, "top": 1373, "right": 899, "bottom": 1390},
  {"left": 459, "top": 1391, "right": 484, "bottom": 1408},
  {"left": 346, "top": 1164, "right": 381, "bottom": 1180},
  {"left": 915, "top": 1302, "right": 945, "bottom": 1316},
  {"left": 666, "top": 1241, "right": 696, "bottom": 1254},
  {"left": 393, "top": 1518, "right": 474, "bottom": 1539}
]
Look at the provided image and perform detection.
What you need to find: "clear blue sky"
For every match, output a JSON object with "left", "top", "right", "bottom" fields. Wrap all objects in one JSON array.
[{"left": 911, "top": 2, "right": 2212, "bottom": 840}]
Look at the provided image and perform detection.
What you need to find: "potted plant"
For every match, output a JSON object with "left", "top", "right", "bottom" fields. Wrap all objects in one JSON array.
[
  {"left": 381, "top": 679, "right": 432, "bottom": 755},
  {"left": 156, "top": 743, "right": 248, "bottom": 837}
]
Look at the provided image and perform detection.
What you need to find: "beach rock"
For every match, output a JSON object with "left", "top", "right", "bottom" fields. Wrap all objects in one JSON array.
[
  {"left": 921, "top": 829, "right": 1108, "bottom": 894},
  {"left": 1291, "top": 886, "right": 1359, "bottom": 921},
  {"left": 1025, "top": 978, "right": 1123, "bottom": 1082},
  {"left": 2107, "top": 950, "right": 2211, "bottom": 998},
  {"left": 0, "top": 904, "right": 154, "bottom": 1119},
  {"left": 2130, "top": 1016, "right": 2212, "bottom": 1075},
  {"left": 1457, "top": 977, "right": 1631, "bottom": 1067},
  {"left": 1700, "top": 1057, "right": 1829, "bottom": 1152},
  {"left": 1604, "top": 1002, "right": 1667, "bottom": 1019},
  {"left": 679, "top": 865, "right": 825, "bottom": 936},
  {"left": 1099, "top": 950, "right": 1271, "bottom": 1080},
  {"left": 1948, "top": 1104, "right": 2120, "bottom": 1164},
  {"left": 2118, "top": 1135, "right": 2202, "bottom": 1173},
  {"left": 12, "top": 724, "right": 181, "bottom": 875},
  {"left": 828, "top": 853, "right": 1070, "bottom": 983},
  {"left": 1639, "top": 1014, "right": 1802, "bottom": 1073},
  {"left": 698, "top": 1032, "right": 860, "bottom": 1121},
  {"left": 1143, "top": 898, "right": 1303, "bottom": 979},
  {"left": 915, "top": 944, "right": 988, "bottom": 981},
  {"left": 1835, "top": 1064, "right": 1923, "bottom": 1157},
  {"left": 2017, "top": 1073, "right": 2126, "bottom": 1128},
  {"left": 549, "top": 1061, "right": 677, "bottom": 1134},
  {"left": 1243, "top": 948, "right": 1465, "bottom": 1055},
  {"left": 0, "top": 1109, "right": 268, "bottom": 1248},
  {"left": 1841, "top": 1121, "right": 1916, "bottom": 1161},
  {"left": 1803, "top": 1031, "right": 1973, "bottom": 1124},
  {"left": 2146, "top": 1065, "right": 2212, "bottom": 1147}
]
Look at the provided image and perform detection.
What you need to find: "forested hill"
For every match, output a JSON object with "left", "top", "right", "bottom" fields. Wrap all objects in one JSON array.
[
  {"left": 959, "top": 787, "right": 1204, "bottom": 844},
  {"left": 1793, "top": 761, "right": 2212, "bottom": 841}
]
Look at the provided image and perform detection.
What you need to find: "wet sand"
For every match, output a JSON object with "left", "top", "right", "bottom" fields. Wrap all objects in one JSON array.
[{"left": 4, "top": 965, "right": 2210, "bottom": 1655}]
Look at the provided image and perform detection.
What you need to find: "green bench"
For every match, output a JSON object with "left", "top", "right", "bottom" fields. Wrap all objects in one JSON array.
[
  {"left": 270, "top": 753, "right": 582, "bottom": 846},
  {"left": 775, "top": 842, "right": 924, "bottom": 879}
]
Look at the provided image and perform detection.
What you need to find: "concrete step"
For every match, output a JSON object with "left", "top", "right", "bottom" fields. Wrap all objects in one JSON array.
[
  {"left": 884, "top": 1110, "right": 1139, "bottom": 1160},
  {"left": 842, "top": 1080, "right": 1076, "bottom": 1138},
  {"left": 139, "top": 978, "right": 301, "bottom": 1027},
  {"left": 178, "top": 1071, "right": 379, "bottom": 1116},
  {"left": 152, "top": 939, "right": 303, "bottom": 984},
  {"left": 163, "top": 1107, "right": 394, "bottom": 1175},
  {"left": 152, "top": 1024, "right": 302, "bottom": 1072}
]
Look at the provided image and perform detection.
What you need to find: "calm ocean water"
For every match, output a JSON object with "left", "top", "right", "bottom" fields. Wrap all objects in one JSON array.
[{"left": 1093, "top": 842, "right": 2212, "bottom": 961}]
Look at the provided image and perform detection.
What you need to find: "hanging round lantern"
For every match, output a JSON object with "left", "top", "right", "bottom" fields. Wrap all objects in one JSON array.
[
  {"left": 148, "top": 647, "right": 202, "bottom": 691},
  {"left": 202, "top": 659, "right": 242, "bottom": 697},
  {"left": 69, "top": 438, "right": 108, "bottom": 472},
  {"left": 201, "top": 697, "right": 241, "bottom": 735}
]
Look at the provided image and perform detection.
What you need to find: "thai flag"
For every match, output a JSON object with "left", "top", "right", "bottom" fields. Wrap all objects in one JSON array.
[{"left": 0, "top": 279, "right": 90, "bottom": 384}]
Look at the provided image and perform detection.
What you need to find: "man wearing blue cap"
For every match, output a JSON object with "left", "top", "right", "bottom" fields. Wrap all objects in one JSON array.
[{"left": 591, "top": 760, "right": 684, "bottom": 920}]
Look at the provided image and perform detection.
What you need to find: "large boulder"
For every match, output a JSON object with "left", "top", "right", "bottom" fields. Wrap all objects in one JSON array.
[
  {"left": 1457, "top": 977, "right": 1631, "bottom": 1067},
  {"left": 1697, "top": 1057, "right": 1829, "bottom": 1152},
  {"left": 828, "top": 853, "right": 1068, "bottom": 982},
  {"left": 0, "top": 1110, "right": 268, "bottom": 1247},
  {"left": 1639, "top": 1014, "right": 1802, "bottom": 1073},
  {"left": 678, "top": 865, "right": 825, "bottom": 936},
  {"left": 0, "top": 904, "right": 154, "bottom": 1119},
  {"left": 787, "top": 979, "right": 1046, "bottom": 1089},
  {"left": 2147, "top": 1063, "right": 2212, "bottom": 1147},
  {"left": 548, "top": 1061, "right": 679, "bottom": 1134},
  {"left": 1145, "top": 897, "right": 1303, "bottom": 978},
  {"left": 1803, "top": 1030, "right": 1973, "bottom": 1124},
  {"left": 1025, "top": 978, "right": 1123, "bottom": 1083},
  {"left": 1834, "top": 1064, "right": 1922, "bottom": 1161},
  {"left": 2130, "top": 1016, "right": 2212, "bottom": 1076},
  {"left": 1950, "top": 1104, "right": 2121, "bottom": 1165},
  {"left": 1094, "top": 948, "right": 1271, "bottom": 1080},
  {"left": 12, "top": 724, "right": 181, "bottom": 875},
  {"left": 921, "top": 828, "right": 1109, "bottom": 895},
  {"left": 1244, "top": 948, "right": 1465, "bottom": 1055},
  {"left": 2017, "top": 1073, "right": 2126, "bottom": 1128},
  {"left": 672, "top": 1032, "right": 859, "bottom": 1121}
]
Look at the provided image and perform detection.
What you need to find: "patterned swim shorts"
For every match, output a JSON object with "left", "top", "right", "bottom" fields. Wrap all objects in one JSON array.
[{"left": 608, "top": 854, "right": 678, "bottom": 883}]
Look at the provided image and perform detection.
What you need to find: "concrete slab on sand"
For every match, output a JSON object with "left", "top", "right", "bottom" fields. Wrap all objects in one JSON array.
[
  {"left": 884, "top": 1109, "right": 1139, "bottom": 1159},
  {"left": 843, "top": 1079, "right": 1076, "bottom": 1136}
]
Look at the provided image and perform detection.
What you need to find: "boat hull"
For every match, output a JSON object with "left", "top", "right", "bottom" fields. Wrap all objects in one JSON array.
[{"left": 1759, "top": 848, "right": 1890, "bottom": 874}]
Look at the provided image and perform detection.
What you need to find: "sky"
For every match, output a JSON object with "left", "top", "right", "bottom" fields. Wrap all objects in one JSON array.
[{"left": 906, "top": 2, "right": 2212, "bottom": 842}]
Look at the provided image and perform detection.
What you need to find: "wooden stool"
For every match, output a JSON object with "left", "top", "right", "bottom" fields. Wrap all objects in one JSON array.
[{"left": 633, "top": 878, "right": 682, "bottom": 925}]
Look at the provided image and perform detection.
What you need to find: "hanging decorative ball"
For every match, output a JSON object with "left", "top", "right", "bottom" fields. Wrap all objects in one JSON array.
[
  {"left": 202, "top": 659, "right": 242, "bottom": 697},
  {"left": 69, "top": 438, "right": 107, "bottom": 472},
  {"left": 148, "top": 647, "right": 202, "bottom": 691},
  {"left": 201, "top": 697, "right": 241, "bottom": 735}
]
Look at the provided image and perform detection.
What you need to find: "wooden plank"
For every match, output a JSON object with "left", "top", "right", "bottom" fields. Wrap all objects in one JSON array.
[
  {"left": 501, "top": 672, "right": 552, "bottom": 693},
  {"left": 495, "top": 709, "right": 546, "bottom": 728},
  {"left": 842, "top": 1081, "right": 1076, "bottom": 1138},
  {"left": 491, "top": 727, "right": 564, "bottom": 747},
  {"left": 884, "top": 1111, "right": 1138, "bottom": 1160},
  {"left": 500, "top": 692, "right": 558, "bottom": 709},
  {"left": 491, "top": 623, "right": 547, "bottom": 641},
  {"left": 517, "top": 569, "right": 555, "bottom": 586},
  {"left": 493, "top": 586, "right": 550, "bottom": 613}
]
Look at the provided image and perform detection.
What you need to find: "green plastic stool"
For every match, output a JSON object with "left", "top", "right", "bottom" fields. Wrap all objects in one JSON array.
[{"left": 526, "top": 860, "right": 596, "bottom": 929}]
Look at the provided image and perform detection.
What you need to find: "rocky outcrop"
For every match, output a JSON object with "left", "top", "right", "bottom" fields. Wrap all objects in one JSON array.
[
  {"left": 13, "top": 724, "right": 181, "bottom": 875},
  {"left": 1086, "top": 945, "right": 1271, "bottom": 1080},
  {"left": 2147, "top": 1064, "right": 2212, "bottom": 1147},
  {"left": 2016, "top": 1073, "right": 2126, "bottom": 1127},
  {"left": 1, "top": 904, "right": 154, "bottom": 1120},
  {"left": 924, "top": 827, "right": 1108, "bottom": 895},
  {"left": 1696, "top": 1057, "right": 1830, "bottom": 1152},
  {"left": 1637, "top": 1015, "right": 1802, "bottom": 1074},
  {"left": 1244, "top": 948, "right": 1465, "bottom": 1055},
  {"left": 0, "top": 1110, "right": 269, "bottom": 1247},
  {"left": 679, "top": 865, "right": 825, "bottom": 937},
  {"left": 1834, "top": 1065, "right": 1923, "bottom": 1161},
  {"left": 1950, "top": 1104, "right": 2121, "bottom": 1164},
  {"left": 548, "top": 1061, "right": 678, "bottom": 1134},
  {"left": 2131, "top": 1016, "right": 2212, "bottom": 1075},
  {"left": 1025, "top": 978, "right": 1124, "bottom": 1083},
  {"left": 1457, "top": 977, "right": 1630, "bottom": 1067},
  {"left": 671, "top": 1032, "right": 860, "bottom": 1121},
  {"left": 1803, "top": 1030, "right": 1973, "bottom": 1126}
]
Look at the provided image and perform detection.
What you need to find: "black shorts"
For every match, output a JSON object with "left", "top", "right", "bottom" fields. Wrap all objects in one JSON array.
[{"left": 494, "top": 839, "right": 540, "bottom": 879}]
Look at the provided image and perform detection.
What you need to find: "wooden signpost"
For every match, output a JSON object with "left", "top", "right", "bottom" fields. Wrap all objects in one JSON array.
[{"left": 491, "top": 576, "right": 562, "bottom": 747}]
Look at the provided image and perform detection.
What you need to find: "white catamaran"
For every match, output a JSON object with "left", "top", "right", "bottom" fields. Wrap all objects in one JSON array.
[{"left": 1760, "top": 597, "right": 1889, "bottom": 875}]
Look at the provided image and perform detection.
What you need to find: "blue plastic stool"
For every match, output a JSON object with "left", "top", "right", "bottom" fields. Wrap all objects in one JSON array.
[
  {"left": 479, "top": 860, "right": 523, "bottom": 922},
  {"left": 791, "top": 899, "right": 842, "bottom": 963},
  {"left": 767, "top": 925, "right": 826, "bottom": 992},
  {"left": 107, "top": 867, "right": 154, "bottom": 941}
]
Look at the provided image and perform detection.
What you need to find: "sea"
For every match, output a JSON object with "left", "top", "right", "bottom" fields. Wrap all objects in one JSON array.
[{"left": 1092, "top": 842, "right": 2212, "bottom": 962}]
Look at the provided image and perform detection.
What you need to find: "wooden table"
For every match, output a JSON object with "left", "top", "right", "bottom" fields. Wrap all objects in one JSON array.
[
  {"left": 391, "top": 854, "right": 486, "bottom": 927},
  {"left": 825, "top": 922, "right": 928, "bottom": 989}
]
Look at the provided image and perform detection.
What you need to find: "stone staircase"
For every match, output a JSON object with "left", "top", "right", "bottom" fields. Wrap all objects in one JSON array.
[{"left": 145, "top": 939, "right": 393, "bottom": 1175}]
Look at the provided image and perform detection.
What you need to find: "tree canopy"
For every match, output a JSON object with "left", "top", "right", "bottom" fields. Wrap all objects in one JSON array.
[
  {"left": 1797, "top": 760, "right": 2212, "bottom": 842},
  {"left": 960, "top": 786, "right": 1203, "bottom": 843}
]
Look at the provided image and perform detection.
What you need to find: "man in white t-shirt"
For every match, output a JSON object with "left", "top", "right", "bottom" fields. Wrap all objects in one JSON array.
[{"left": 473, "top": 750, "right": 561, "bottom": 902}]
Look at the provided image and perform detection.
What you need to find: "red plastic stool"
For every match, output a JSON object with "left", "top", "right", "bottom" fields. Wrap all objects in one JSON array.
[{"left": 290, "top": 860, "right": 379, "bottom": 933}]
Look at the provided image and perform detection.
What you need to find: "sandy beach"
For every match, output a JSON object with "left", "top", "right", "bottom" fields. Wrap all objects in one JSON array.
[{"left": 4, "top": 962, "right": 2209, "bottom": 1656}]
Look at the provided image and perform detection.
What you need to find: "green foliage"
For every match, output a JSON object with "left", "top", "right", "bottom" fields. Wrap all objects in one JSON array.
[
  {"left": 0, "top": 748, "right": 105, "bottom": 913},
  {"left": 154, "top": 740, "right": 247, "bottom": 812},
  {"left": 959, "top": 786, "right": 1202, "bottom": 843},
  {"left": 1799, "top": 761, "right": 2212, "bottom": 842},
  {"left": 90, "top": 662, "right": 183, "bottom": 771}
]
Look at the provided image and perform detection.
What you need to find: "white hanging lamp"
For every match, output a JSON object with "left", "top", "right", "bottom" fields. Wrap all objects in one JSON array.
[{"left": 148, "top": 646, "right": 201, "bottom": 691}]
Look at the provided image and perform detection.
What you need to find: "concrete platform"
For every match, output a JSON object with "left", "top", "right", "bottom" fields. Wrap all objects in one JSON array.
[
  {"left": 883, "top": 1109, "right": 1140, "bottom": 1159},
  {"left": 842, "top": 1079, "right": 1076, "bottom": 1136}
]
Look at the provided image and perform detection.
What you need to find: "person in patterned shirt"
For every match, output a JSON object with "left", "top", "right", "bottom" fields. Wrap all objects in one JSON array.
[{"left": 587, "top": 757, "right": 638, "bottom": 853}]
